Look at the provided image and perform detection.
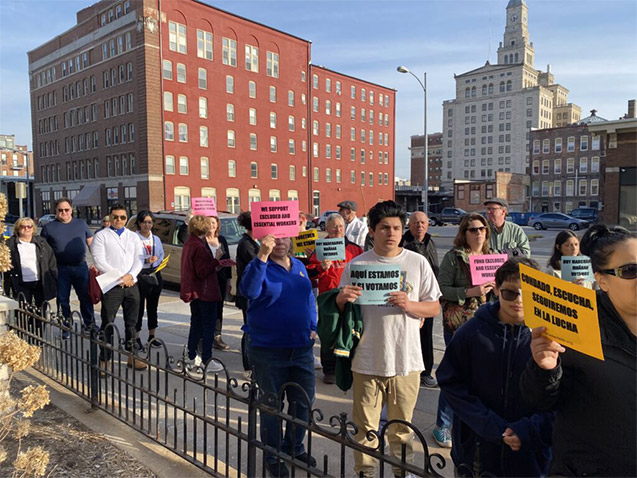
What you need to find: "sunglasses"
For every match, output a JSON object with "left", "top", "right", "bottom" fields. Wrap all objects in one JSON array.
[
  {"left": 111, "top": 215, "right": 127, "bottom": 221},
  {"left": 57, "top": 208, "right": 71, "bottom": 212},
  {"left": 467, "top": 226, "right": 487, "bottom": 234},
  {"left": 499, "top": 289, "right": 522, "bottom": 301},
  {"left": 20, "top": 224, "right": 34, "bottom": 229},
  {"left": 600, "top": 263, "right": 637, "bottom": 280}
]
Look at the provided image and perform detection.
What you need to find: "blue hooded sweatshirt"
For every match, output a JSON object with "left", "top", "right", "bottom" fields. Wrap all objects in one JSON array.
[{"left": 436, "top": 301, "right": 554, "bottom": 477}]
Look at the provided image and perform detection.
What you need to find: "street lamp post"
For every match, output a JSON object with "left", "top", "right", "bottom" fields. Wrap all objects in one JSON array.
[{"left": 397, "top": 66, "right": 428, "bottom": 213}]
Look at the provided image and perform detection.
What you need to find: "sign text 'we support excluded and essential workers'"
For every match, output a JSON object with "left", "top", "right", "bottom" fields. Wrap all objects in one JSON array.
[{"left": 250, "top": 200, "right": 300, "bottom": 239}]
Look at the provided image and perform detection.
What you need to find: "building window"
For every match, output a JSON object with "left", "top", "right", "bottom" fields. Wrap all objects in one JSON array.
[
  {"left": 270, "top": 136, "right": 277, "bottom": 152},
  {"left": 166, "top": 155, "right": 175, "bottom": 174},
  {"left": 580, "top": 135, "right": 588, "bottom": 151},
  {"left": 178, "top": 123, "right": 188, "bottom": 142},
  {"left": 249, "top": 108, "right": 257, "bottom": 125},
  {"left": 313, "top": 167, "right": 319, "bottom": 182},
  {"left": 270, "top": 112, "right": 277, "bottom": 129},
  {"left": 326, "top": 168, "right": 332, "bottom": 183},
  {"left": 164, "top": 121, "right": 174, "bottom": 141},
  {"left": 591, "top": 156, "right": 600, "bottom": 173},
  {"left": 542, "top": 160, "right": 550, "bottom": 175},
  {"left": 198, "top": 68, "right": 207, "bottom": 89},
  {"left": 179, "top": 156, "right": 189, "bottom": 175},
  {"left": 554, "top": 158, "right": 562, "bottom": 174},
  {"left": 566, "top": 158, "right": 575, "bottom": 173},
  {"left": 228, "top": 160, "right": 236, "bottom": 177},
  {"left": 312, "top": 74, "right": 318, "bottom": 89},
  {"left": 200, "top": 157, "right": 209, "bottom": 179},
  {"left": 168, "top": 21, "right": 187, "bottom": 53},
  {"left": 288, "top": 115, "right": 295, "bottom": 131},
  {"left": 200, "top": 126, "right": 208, "bottom": 147},
  {"left": 245, "top": 45, "right": 259, "bottom": 72},
  {"left": 164, "top": 92, "right": 173, "bottom": 111},
  {"left": 542, "top": 139, "right": 550, "bottom": 153},
  {"left": 555, "top": 138, "right": 562, "bottom": 153},
  {"left": 567, "top": 136, "right": 575, "bottom": 152},
  {"left": 591, "top": 135, "right": 600, "bottom": 150},
  {"left": 289, "top": 165, "right": 296, "bottom": 180},
  {"left": 579, "top": 179, "right": 587, "bottom": 196},
  {"left": 226, "top": 103, "right": 235, "bottom": 121},
  {"left": 177, "top": 94, "right": 187, "bottom": 113},
  {"left": 269, "top": 86, "right": 276, "bottom": 103},
  {"left": 266, "top": 51, "right": 279, "bottom": 78},
  {"left": 288, "top": 90, "right": 294, "bottom": 107},
  {"left": 580, "top": 158, "right": 588, "bottom": 173},
  {"left": 590, "top": 179, "right": 599, "bottom": 196},
  {"left": 566, "top": 180, "right": 574, "bottom": 196},
  {"left": 554, "top": 180, "right": 562, "bottom": 196},
  {"left": 226, "top": 75, "right": 234, "bottom": 94},
  {"left": 199, "top": 97, "right": 208, "bottom": 118},
  {"left": 289, "top": 139, "right": 295, "bottom": 155},
  {"left": 271, "top": 163, "right": 278, "bottom": 179},
  {"left": 249, "top": 189, "right": 261, "bottom": 203},
  {"left": 226, "top": 188, "right": 239, "bottom": 214},
  {"left": 222, "top": 38, "right": 237, "bottom": 66},
  {"left": 196, "top": 30, "right": 213, "bottom": 60},
  {"left": 269, "top": 189, "right": 281, "bottom": 201},
  {"left": 227, "top": 130, "right": 235, "bottom": 148},
  {"left": 250, "top": 162, "right": 258, "bottom": 178},
  {"left": 176, "top": 63, "right": 186, "bottom": 83},
  {"left": 250, "top": 133, "right": 257, "bottom": 150}
]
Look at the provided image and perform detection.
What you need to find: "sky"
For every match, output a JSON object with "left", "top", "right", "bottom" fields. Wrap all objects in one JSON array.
[{"left": 1, "top": 0, "right": 636, "bottom": 179}]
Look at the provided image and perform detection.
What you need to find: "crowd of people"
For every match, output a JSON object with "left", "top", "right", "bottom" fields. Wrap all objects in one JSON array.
[{"left": 3, "top": 195, "right": 635, "bottom": 477}]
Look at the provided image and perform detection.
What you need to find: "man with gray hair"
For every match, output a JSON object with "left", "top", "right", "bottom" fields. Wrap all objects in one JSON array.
[
  {"left": 484, "top": 198, "right": 530, "bottom": 257},
  {"left": 337, "top": 200, "right": 368, "bottom": 248}
]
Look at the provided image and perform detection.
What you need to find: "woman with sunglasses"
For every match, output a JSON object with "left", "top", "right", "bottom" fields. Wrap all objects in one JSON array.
[
  {"left": 521, "top": 224, "right": 636, "bottom": 477},
  {"left": 5, "top": 217, "right": 57, "bottom": 338},
  {"left": 432, "top": 212, "right": 496, "bottom": 448}
]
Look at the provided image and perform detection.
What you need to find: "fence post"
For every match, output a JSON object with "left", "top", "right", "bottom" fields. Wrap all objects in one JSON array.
[
  {"left": 89, "top": 328, "right": 98, "bottom": 409},
  {"left": 247, "top": 381, "right": 258, "bottom": 478}
]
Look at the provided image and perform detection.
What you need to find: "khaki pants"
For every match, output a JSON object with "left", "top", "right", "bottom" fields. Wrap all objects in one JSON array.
[{"left": 352, "top": 371, "right": 421, "bottom": 477}]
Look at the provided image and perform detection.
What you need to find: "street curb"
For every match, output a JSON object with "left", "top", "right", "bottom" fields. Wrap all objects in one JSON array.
[{"left": 19, "top": 368, "right": 209, "bottom": 478}]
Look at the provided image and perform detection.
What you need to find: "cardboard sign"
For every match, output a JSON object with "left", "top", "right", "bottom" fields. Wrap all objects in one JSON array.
[
  {"left": 250, "top": 201, "right": 300, "bottom": 239},
  {"left": 561, "top": 255, "right": 594, "bottom": 282},
  {"left": 293, "top": 230, "right": 318, "bottom": 255},
  {"left": 469, "top": 254, "right": 508, "bottom": 285},
  {"left": 315, "top": 238, "right": 346, "bottom": 261},
  {"left": 519, "top": 263, "right": 603, "bottom": 361},
  {"left": 349, "top": 264, "right": 401, "bottom": 305},
  {"left": 191, "top": 197, "right": 217, "bottom": 217}
]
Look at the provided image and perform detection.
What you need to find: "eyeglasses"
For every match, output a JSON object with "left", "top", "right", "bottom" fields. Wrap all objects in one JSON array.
[
  {"left": 20, "top": 225, "right": 34, "bottom": 229},
  {"left": 499, "top": 289, "right": 522, "bottom": 301},
  {"left": 600, "top": 263, "right": 637, "bottom": 280},
  {"left": 467, "top": 226, "right": 487, "bottom": 234},
  {"left": 57, "top": 208, "right": 71, "bottom": 213},
  {"left": 111, "top": 215, "right": 127, "bottom": 221}
]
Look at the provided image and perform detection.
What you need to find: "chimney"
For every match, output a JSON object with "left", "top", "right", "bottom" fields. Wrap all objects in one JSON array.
[
  {"left": 627, "top": 99, "right": 636, "bottom": 119},
  {"left": 547, "top": 64, "right": 551, "bottom": 74}
]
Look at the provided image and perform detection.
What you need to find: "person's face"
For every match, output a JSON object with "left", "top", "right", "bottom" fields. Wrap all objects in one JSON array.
[
  {"left": 298, "top": 213, "right": 307, "bottom": 232},
  {"left": 56, "top": 201, "right": 73, "bottom": 223},
  {"left": 18, "top": 221, "right": 35, "bottom": 239},
  {"left": 138, "top": 216, "right": 153, "bottom": 234},
  {"left": 207, "top": 217, "right": 218, "bottom": 236},
  {"left": 271, "top": 237, "right": 291, "bottom": 259},
  {"left": 370, "top": 216, "right": 403, "bottom": 256},
  {"left": 110, "top": 209, "right": 128, "bottom": 229},
  {"left": 326, "top": 219, "right": 345, "bottom": 238},
  {"left": 495, "top": 278, "right": 524, "bottom": 324},
  {"left": 102, "top": 219, "right": 111, "bottom": 228},
  {"left": 559, "top": 236, "right": 580, "bottom": 257},
  {"left": 409, "top": 212, "right": 429, "bottom": 240},
  {"left": 485, "top": 204, "right": 506, "bottom": 227},
  {"left": 338, "top": 207, "right": 354, "bottom": 223},
  {"left": 595, "top": 238, "right": 637, "bottom": 320},
  {"left": 465, "top": 219, "right": 488, "bottom": 251}
]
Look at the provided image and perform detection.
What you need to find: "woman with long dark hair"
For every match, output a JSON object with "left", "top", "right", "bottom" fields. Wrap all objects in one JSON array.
[
  {"left": 546, "top": 229, "right": 580, "bottom": 278},
  {"left": 521, "top": 224, "right": 636, "bottom": 477},
  {"left": 134, "top": 210, "right": 164, "bottom": 348}
]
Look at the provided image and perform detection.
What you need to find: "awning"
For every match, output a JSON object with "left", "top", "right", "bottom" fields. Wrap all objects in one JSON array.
[{"left": 72, "top": 184, "right": 101, "bottom": 207}]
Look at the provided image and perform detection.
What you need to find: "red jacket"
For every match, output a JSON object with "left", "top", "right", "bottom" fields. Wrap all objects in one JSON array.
[
  {"left": 307, "top": 239, "right": 363, "bottom": 294},
  {"left": 180, "top": 235, "right": 221, "bottom": 303}
]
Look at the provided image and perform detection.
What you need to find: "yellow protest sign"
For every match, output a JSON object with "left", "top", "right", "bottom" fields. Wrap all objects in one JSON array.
[
  {"left": 519, "top": 263, "right": 603, "bottom": 361},
  {"left": 153, "top": 254, "right": 170, "bottom": 274},
  {"left": 293, "top": 229, "right": 318, "bottom": 255}
]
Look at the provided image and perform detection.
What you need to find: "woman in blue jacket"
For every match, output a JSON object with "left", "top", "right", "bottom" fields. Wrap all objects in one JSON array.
[{"left": 240, "top": 234, "right": 317, "bottom": 478}]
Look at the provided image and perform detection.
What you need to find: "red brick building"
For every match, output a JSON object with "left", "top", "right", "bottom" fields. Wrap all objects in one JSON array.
[
  {"left": 409, "top": 133, "right": 442, "bottom": 190},
  {"left": 28, "top": 0, "right": 395, "bottom": 221}
]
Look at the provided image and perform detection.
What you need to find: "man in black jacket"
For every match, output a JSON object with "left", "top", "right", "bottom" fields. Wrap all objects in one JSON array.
[{"left": 400, "top": 211, "right": 439, "bottom": 387}]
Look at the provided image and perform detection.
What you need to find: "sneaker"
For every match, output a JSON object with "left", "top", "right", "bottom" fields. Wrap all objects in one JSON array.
[
  {"left": 313, "top": 356, "right": 323, "bottom": 370},
  {"left": 61, "top": 330, "right": 71, "bottom": 340},
  {"left": 242, "top": 370, "right": 253, "bottom": 380},
  {"left": 432, "top": 425, "right": 452, "bottom": 448},
  {"left": 293, "top": 452, "right": 316, "bottom": 467},
  {"left": 213, "top": 335, "right": 230, "bottom": 350},
  {"left": 81, "top": 324, "right": 99, "bottom": 336},
  {"left": 185, "top": 355, "right": 202, "bottom": 370},
  {"left": 127, "top": 355, "right": 148, "bottom": 370},
  {"left": 322, "top": 373, "right": 336, "bottom": 385},
  {"left": 147, "top": 336, "right": 162, "bottom": 348},
  {"left": 265, "top": 461, "right": 289, "bottom": 478},
  {"left": 420, "top": 374, "right": 438, "bottom": 388},
  {"left": 135, "top": 337, "right": 144, "bottom": 351},
  {"left": 205, "top": 359, "right": 224, "bottom": 374}
]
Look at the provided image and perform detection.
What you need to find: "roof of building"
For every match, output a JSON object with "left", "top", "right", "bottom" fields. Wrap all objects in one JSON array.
[
  {"left": 507, "top": 0, "right": 525, "bottom": 8},
  {"left": 579, "top": 109, "right": 608, "bottom": 125}
]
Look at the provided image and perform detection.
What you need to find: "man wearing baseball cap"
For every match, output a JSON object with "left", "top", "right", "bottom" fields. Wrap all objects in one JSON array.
[
  {"left": 337, "top": 200, "right": 368, "bottom": 248},
  {"left": 484, "top": 198, "right": 530, "bottom": 257}
]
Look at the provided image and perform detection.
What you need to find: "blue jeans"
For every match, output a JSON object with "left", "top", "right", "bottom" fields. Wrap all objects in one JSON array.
[
  {"left": 436, "top": 331, "right": 454, "bottom": 429},
  {"left": 57, "top": 263, "right": 94, "bottom": 326},
  {"left": 187, "top": 300, "right": 217, "bottom": 363},
  {"left": 248, "top": 338, "right": 316, "bottom": 460}
]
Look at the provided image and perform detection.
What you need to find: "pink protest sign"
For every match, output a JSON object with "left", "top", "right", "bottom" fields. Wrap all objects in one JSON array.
[
  {"left": 250, "top": 201, "right": 300, "bottom": 239},
  {"left": 469, "top": 254, "right": 508, "bottom": 285},
  {"left": 191, "top": 197, "right": 217, "bottom": 217}
]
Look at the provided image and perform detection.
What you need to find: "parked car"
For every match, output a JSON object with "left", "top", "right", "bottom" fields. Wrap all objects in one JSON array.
[
  {"left": 528, "top": 213, "right": 589, "bottom": 231},
  {"left": 37, "top": 214, "right": 56, "bottom": 227},
  {"left": 315, "top": 210, "right": 339, "bottom": 231},
  {"left": 569, "top": 207, "right": 599, "bottom": 223},
  {"left": 4, "top": 213, "right": 19, "bottom": 224},
  {"left": 429, "top": 208, "right": 468, "bottom": 226},
  {"left": 126, "top": 211, "right": 244, "bottom": 285}
]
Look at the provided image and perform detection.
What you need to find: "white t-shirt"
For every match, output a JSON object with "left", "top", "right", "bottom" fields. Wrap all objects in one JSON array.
[
  {"left": 345, "top": 217, "right": 368, "bottom": 248},
  {"left": 339, "top": 248, "right": 442, "bottom": 377},
  {"left": 17, "top": 239, "right": 39, "bottom": 282}
]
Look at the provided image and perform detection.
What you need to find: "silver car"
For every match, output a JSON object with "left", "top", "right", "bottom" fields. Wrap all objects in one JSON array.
[{"left": 528, "top": 213, "right": 589, "bottom": 231}]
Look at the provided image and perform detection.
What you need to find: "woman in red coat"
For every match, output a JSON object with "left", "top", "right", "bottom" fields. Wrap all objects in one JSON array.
[{"left": 180, "top": 215, "right": 233, "bottom": 371}]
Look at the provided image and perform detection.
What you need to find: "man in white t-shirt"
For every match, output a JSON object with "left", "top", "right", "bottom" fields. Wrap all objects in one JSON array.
[
  {"left": 336, "top": 200, "right": 441, "bottom": 477},
  {"left": 337, "top": 200, "right": 368, "bottom": 248}
]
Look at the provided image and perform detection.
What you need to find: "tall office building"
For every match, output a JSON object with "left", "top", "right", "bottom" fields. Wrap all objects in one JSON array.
[
  {"left": 28, "top": 0, "right": 395, "bottom": 220},
  {"left": 441, "top": 0, "right": 581, "bottom": 190}
]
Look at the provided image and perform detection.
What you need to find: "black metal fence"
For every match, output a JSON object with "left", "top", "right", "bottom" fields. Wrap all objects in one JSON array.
[{"left": 8, "top": 298, "right": 447, "bottom": 478}]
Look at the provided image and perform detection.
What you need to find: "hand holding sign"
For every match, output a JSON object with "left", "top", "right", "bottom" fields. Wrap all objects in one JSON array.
[
  {"left": 387, "top": 291, "right": 410, "bottom": 311},
  {"left": 336, "top": 285, "right": 363, "bottom": 309},
  {"left": 257, "top": 234, "right": 276, "bottom": 262},
  {"left": 530, "top": 326, "right": 566, "bottom": 370},
  {"left": 467, "top": 281, "right": 495, "bottom": 297}
]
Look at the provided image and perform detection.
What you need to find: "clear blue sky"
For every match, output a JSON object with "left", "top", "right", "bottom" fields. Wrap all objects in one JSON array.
[{"left": 1, "top": 0, "right": 635, "bottom": 179}]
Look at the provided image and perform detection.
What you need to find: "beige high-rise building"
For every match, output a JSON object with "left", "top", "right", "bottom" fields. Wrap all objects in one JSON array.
[{"left": 441, "top": 0, "right": 581, "bottom": 190}]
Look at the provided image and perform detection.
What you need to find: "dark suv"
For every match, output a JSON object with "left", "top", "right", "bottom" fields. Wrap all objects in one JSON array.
[{"left": 570, "top": 208, "right": 599, "bottom": 223}]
